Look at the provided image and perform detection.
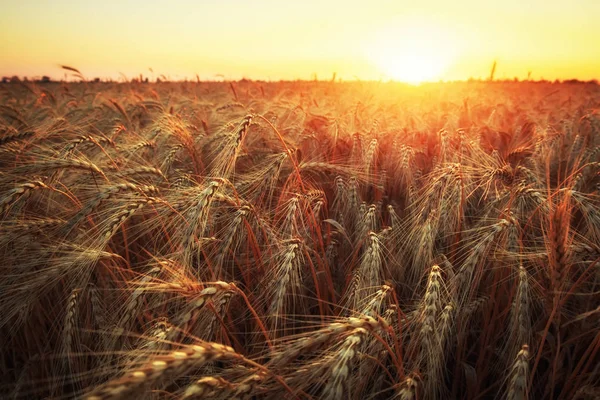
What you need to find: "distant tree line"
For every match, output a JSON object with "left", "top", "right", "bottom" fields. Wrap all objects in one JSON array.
[{"left": 1, "top": 75, "right": 599, "bottom": 85}]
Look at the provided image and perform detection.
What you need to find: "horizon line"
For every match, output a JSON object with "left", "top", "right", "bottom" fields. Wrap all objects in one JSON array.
[{"left": 2, "top": 75, "right": 599, "bottom": 85}]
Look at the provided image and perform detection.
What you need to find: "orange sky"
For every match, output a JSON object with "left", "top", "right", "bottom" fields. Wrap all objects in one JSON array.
[{"left": 1, "top": 0, "right": 599, "bottom": 82}]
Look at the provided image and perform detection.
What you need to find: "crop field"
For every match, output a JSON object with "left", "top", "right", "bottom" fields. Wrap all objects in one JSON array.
[{"left": 0, "top": 80, "right": 599, "bottom": 399}]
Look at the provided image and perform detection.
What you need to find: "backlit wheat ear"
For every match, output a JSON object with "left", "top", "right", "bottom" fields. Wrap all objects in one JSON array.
[
  {"left": 438, "top": 302, "right": 455, "bottom": 350},
  {"left": 417, "top": 264, "right": 446, "bottom": 399},
  {"left": 208, "top": 114, "right": 252, "bottom": 178},
  {"left": 569, "top": 190, "right": 600, "bottom": 243},
  {"left": 130, "top": 317, "right": 174, "bottom": 365},
  {"left": 332, "top": 175, "right": 347, "bottom": 220},
  {"left": 126, "top": 140, "right": 156, "bottom": 155},
  {"left": 62, "top": 288, "right": 81, "bottom": 370},
  {"left": 269, "top": 316, "right": 387, "bottom": 367},
  {"left": 507, "top": 265, "right": 532, "bottom": 367},
  {"left": 250, "top": 151, "right": 289, "bottom": 206},
  {"left": 321, "top": 327, "right": 369, "bottom": 400},
  {"left": 312, "top": 198, "right": 325, "bottom": 221},
  {"left": 12, "top": 157, "right": 105, "bottom": 176},
  {"left": 229, "top": 373, "right": 266, "bottom": 398},
  {"left": 387, "top": 204, "right": 401, "bottom": 228},
  {"left": 167, "top": 282, "right": 236, "bottom": 342},
  {"left": 346, "top": 176, "right": 361, "bottom": 237},
  {"left": 265, "top": 239, "right": 305, "bottom": 335},
  {"left": 213, "top": 205, "right": 252, "bottom": 278},
  {"left": 101, "top": 265, "right": 164, "bottom": 365},
  {"left": 583, "top": 145, "right": 600, "bottom": 162},
  {"left": 320, "top": 287, "right": 393, "bottom": 399},
  {"left": 344, "top": 231, "right": 385, "bottom": 310},
  {"left": 116, "top": 266, "right": 163, "bottom": 332},
  {"left": 572, "top": 162, "right": 600, "bottom": 192},
  {"left": 514, "top": 182, "right": 548, "bottom": 217},
  {"left": 397, "top": 145, "right": 415, "bottom": 199},
  {"left": 455, "top": 218, "right": 512, "bottom": 305},
  {"left": 279, "top": 195, "right": 302, "bottom": 239},
  {"left": 84, "top": 342, "right": 243, "bottom": 400},
  {"left": 171, "top": 169, "right": 194, "bottom": 188},
  {"left": 361, "top": 284, "right": 393, "bottom": 317},
  {"left": 358, "top": 204, "right": 379, "bottom": 240},
  {"left": 181, "top": 372, "right": 265, "bottom": 399},
  {"left": 408, "top": 207, "right": 439, "bottom": 282},
  {"left": 507, "top": 344, "right": 530, "bottom": 400},
  {"left": 62, "top": 183, "right": 159, "bottom": 235},
  {"left": 88, "top": 282, "right": 107, "bottom": 333},
  {"left": 115, "top": 166, "right": 167, "bottom": 181},
  {"left": 186, "top": 282, "right": 236, "bottom": 343},
  {"left": 161, "top": 143, "right": 185, "bottom": 174},
  {"left": 61, "top": 134, "right": 115, "bottom": 156},
  {"left": 0, "top": 180, "right": 49, "bottom": 215},
  {"left": 350, "top": 132, "right": 362, "bottom": 166},
  {"left": 0, "top": 217, "right": 63, "bottom": 242},
  {"left": 364, "top": 138, "right": 378, "bottom": 173},
  {"left": 0, "top": 129, "right": 34, "bottom": 147},
  {"left": 181, "top": 376, "right": 229, "bottom": 398},
  {"left": 179, "top": 180, "right": 221, "bottom": 268},
  {"left": 394, "top": 377, "right": 418, "bottom": 400},
  {"left": 547, "top": 197, "right": 572, "bottom": 303},
  {"left": 100, "top": 197, "right": 157, "bottom": 241}
]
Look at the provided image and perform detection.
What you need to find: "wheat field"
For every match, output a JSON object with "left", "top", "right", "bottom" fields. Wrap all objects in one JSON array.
[{"left": 0, "top": 79, "right": 599, "bottom": 399}]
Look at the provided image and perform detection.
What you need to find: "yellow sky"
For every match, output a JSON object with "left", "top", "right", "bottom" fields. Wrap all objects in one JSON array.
[{"left": 1, "top": 0, "right": 599, "bottom": 82}]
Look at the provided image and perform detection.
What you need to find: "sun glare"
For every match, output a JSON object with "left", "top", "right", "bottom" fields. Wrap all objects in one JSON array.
[{"left": 364, "top": 20, "right": 461, "bottom": 84}]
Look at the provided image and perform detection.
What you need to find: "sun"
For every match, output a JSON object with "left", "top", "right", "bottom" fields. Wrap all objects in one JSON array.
[
  {"left": 375, "top": 52, "right": 445, "bottom": 85},
  {"left": 364, "top": 20, "right": 461, "bottom": 84}
]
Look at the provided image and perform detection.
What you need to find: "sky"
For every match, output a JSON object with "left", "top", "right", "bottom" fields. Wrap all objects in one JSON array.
[{"left": 1, "top": 0, "right": 599, "bottom": 82}]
